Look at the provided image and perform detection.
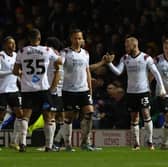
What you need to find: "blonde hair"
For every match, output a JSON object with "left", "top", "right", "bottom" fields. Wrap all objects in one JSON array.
[{"left": 126, "top": 37, "right": 138, "bottom": 46}]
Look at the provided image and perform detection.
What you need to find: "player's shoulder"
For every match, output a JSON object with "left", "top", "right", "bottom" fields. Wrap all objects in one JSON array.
[
  {"left": 60, "top": 47, "right": 71, "bottom": 56},
  {"left": 0, "top": 51, "right": 5, "bottom": 58},
  {"left": 122, "top": 54, "right": 129, "bottom": 60},
  {"left": 18, "top": 46, "right": 30, "bottom": 53},
  {"left": 140, "top": 52, "right": 152, "bottom": 61},
  {"left": 154, "top": 54, "right": 163, "bottom": 63},
  {"left": 62, "top": 47, "right": 71, "bottom": 53},
  {"left": 54, "top": 49, "right": 60, "bottom": 56},
  {"left": 12, "top": 51, "right": 17, "bottom": 57},
  {"left": 81, "top": 48, "right": 89, "bottom": 55},
  {"left": 38, "top": 45, "right": 50, "bottom": 51}
]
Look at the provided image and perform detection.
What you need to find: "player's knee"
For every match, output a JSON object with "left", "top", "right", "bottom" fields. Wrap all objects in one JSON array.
[
  {"left": 131, "top": 121, "right": 139, "bottom": 126},
  {"left": 64, "top": 118, "right": 73, "bottom": 124},
  {"left": 83, "top": 112, "right": 93, "bottom": 120},
  {"left": 142, "top": 109, "right": 151, "bottom": 120},
  {"left": 143, "top": 115, "right": 152, "bottom": 123},
  {"left": 15, "top": 110, "right": 23, "bottom": 118},
  {"left": 45, "top": 118, "right": 55, "bottom": 125}
]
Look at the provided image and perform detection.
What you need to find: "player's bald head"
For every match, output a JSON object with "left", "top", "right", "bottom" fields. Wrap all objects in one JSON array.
[
  {"left": 125, "top": 37, "right": 139, "bottom": 55},
  {"left": 125, "top": 37, "right": 138, "bottom": 46}
]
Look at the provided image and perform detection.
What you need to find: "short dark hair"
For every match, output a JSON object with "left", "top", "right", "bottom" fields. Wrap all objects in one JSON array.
[
  {"left": 69, "top": 28, "right": 82, "bottom": 37},
  {"left": 28, "top": 28, "right": 41, "bottom": 41},
  {"left": 45, "top": 37, "right": 63, "bottom": 51}
]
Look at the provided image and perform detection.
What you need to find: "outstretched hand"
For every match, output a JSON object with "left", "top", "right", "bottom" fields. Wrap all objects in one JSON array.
[{"left": 102, "top": 53, "right": 115, "bottom": 64}]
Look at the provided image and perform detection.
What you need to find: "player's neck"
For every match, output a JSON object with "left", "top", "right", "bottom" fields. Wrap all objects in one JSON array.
[
  {"left": 30, "top": 43, "right": 39, "bottom": 46},
  {"left": 4, "top": 50, "right": 13, "bottom": 57},
  {"left": 131, "top": 49, "right": 140, "bottom": 57},
  {"left": 30, "top": 40, "right": 40, "bottom": 46},
  {"left": 70, "top": 45, "right": 81, "bottom": 52}
]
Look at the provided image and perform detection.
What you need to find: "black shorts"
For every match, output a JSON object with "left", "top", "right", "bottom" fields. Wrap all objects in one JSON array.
[
  {"left": 62, "top": 91, "right": 93, "bottom": 112},
  {"left": 51, "top": 95, "right": 63, "bottom": 112},
  {"left": 126, "top": 92, "right": 150, "bottom": 112},
  {"left": 0, "top": 92, "right": 21, "bottom": 111},
  {"left": 157, "top": 96, "right": 168, "bottom": 113},
  {"left": 21, "top": 90, "right": 57, "bottom": 112}
]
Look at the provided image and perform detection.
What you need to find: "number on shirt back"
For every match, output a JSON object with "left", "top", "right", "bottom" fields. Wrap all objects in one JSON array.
[{"left": 24, "top": 59, "right": 45, "bottom": 74}]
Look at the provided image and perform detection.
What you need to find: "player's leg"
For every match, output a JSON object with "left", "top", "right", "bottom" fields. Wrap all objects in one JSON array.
[
  {"left": 61, "top": 91, "right": 77, "bottom": 152},
  {"left": 18, "top": 92, "right": 33, "bottom": 152},
  {"left": 127, "top": 93, "right": 140, "bottom": 150},
  {"left": 62, "top": 111, "right": 75, "bottom": 151},
  {"left": 10, "top": 109, "right": 22, "bottom": 150},
  {"left": 130, "top": 112, "right": 140, "bottom": 150},
  {"left": 80, "top": 91, "right": 95, "bottom": 151},
  {"left": 159, "top": 96, "right": 168, "bottom": 149},
  {"left": 80, "top": 105, "right": 94, "bottom": 151},
  {"left": 54, "top": 112, "right": 64, "bottom": 150},
  {"left": 43, "top": 110, "right": 56, "bottom": 151},
  {"left": 41, "top": 90, "right": 57, "bottom": 152},
  {"left": 142, "top": 108, "right": 154, "bottom": 150},
  {"left": 8, "top": 93, "right": 22, "bottom": 150},
  {"left": 141, "top": 93, "right": 154, "bottom": 150},
  {"left": 52, "top": 96, "right": 64, "bottom": 150}
]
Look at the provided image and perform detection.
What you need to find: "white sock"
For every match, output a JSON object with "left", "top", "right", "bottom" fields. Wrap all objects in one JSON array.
[
  {"left": 62, "top": 122, "right": 72, "bottom": 147},
  {"left": 131, "top": 124, "right": 140, "bottom": 146},
  {"left": 44, "top": 121, "right": 56, "bottom": 149},
  {"left": 80, "top": 118, "right": 92, "bottom": 145},
  {"left": 11, "top": 118, "right": 21, "bottom": 144},
  {"left": 144, "top": 119, "right": 153, "bottom": 143},
  {"left": 20, "top": 119, "right": 28, "bottom": 146},
  {"left": 54, "top": 123, "right": 64, "bottom": 143}
]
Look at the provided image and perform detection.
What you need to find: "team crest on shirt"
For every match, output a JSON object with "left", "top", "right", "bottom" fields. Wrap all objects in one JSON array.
[{"left": 32, "top": 75, "right": 40, "bottom": 83}]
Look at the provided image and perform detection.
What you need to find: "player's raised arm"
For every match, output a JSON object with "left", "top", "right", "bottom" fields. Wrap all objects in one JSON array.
[
  {"left": 89, "top": 54, "right": 114, "bottom": 72},
  {"left": 108, "top": 55, "right": 125, "bottom": 75}
]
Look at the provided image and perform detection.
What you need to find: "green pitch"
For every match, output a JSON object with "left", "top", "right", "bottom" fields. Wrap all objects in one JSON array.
[{"left": 0, "top": 147, "right": 168, "bottom": 167}]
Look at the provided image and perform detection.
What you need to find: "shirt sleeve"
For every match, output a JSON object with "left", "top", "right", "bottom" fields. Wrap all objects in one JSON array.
[
  {"left": 48, "top": 48, "right": 59, "bottom": 61},
  {"left": 60, "top": 50, "right": 66, "bottom": 64},
  {"left": 149, "top": 62, "right": 166, "bottom": 94},
  {"left": 108, "top": 56, "right": 125, "bottom": 75},
  {"left": 0, "top": 55, "right": 12, "bottom": 76},
  {"left": 85, "top": 50, "right": 89, "bottom": 67},
  {"left": 15, "top": 50, "right": 22, "bottom": 64},
  {"left": 146, "top": 56, "right": 155, "bottom": 68}
]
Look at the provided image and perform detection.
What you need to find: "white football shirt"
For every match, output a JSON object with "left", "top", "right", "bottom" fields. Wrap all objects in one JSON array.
[
  {"left": 16, "top": 45, "right": 59, "bottom": 92},
  {"left": 108, "top": 52, "right": 165, "bottom": 94},
  {"left": 0, "top": 51, "right": 18, "bottom": 93},
  {"left": 61, "top": 47, "right": 89, "bottom": 92},
  {"left": 155, "top": 54, "right": 168, "bottom": 95}
]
